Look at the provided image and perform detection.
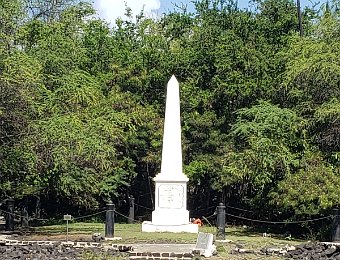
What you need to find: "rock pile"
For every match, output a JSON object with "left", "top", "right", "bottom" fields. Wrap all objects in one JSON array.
[
  {"left": 0, "top": 237, "right": 133, "bottom": 260},
  {"left": 233, "top": 242, "right": 340, "bottom": 259},
  {"left": 262, "top": 242, "right": 340, "bottom": 259},
  {"left": 292, "top": 243, "right": 339, "bottom": 259},
  {"left": 0, "top": 243, "right": 126, "bottom": 259}
]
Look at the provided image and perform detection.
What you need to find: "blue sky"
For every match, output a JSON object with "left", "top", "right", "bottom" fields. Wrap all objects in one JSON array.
[{"left": 92, "top": 0, "right": 327, "bottom": 25}]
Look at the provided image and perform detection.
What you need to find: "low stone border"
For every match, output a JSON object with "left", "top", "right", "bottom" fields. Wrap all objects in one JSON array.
[
  {"left": 0, "top": 243, "right": 128, "bottom": 260},
  {"left": 0, "top": 235, "right": 136, "bottom": 259},
  {"left": 281, "top": 242, "right": 340, "bottom": 259},
  {"left": 0, "top": 236, "right": 132, "bottom": 250},
  {"left": 0, "top": 236, "right": 199, "bottom": 259},
  {"left": 232, "top": 242, "right": 340, "bottom": 259}
]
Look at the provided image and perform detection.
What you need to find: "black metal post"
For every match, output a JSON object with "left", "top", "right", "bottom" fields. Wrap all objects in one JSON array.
[
  {"left": 128, "top": 196, "right": 135, "bottom": 224},
  {"left": 216, "top": 202, "right": 226, "bottom": 240},
  {"left": 35, "top": 196, "right": 41, "bottom": 219},
  {"left": 21, "top": 204, "right": 29, "bottom": 228},
  {"left": 5, "top": 199, "right": 15, "bottom": 232},
  {"left": 332, "top": 208, "right": 340, "bottom": 241},
  {"left": 105, "top": 201, "right": 115, "bottom": 238}
]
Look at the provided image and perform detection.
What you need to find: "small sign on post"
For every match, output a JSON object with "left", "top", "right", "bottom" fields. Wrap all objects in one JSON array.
[{"left": 63, "top": 214, "right": 72, "bottom": 242}]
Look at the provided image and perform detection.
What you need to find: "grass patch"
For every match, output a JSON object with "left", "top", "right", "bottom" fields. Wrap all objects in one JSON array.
[
  {"left": 32, "top": 223, "right": 199, "bottom": 243},
  {"left": 28, "top": 223, "right": 306, "bottom": 259},
  {"left": 31, "top": 222, "right": 304, "bottom": 245}
]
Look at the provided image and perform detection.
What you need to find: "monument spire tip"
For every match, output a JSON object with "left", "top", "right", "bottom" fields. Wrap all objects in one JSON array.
[{"left": 169, "top": 75, "right": 178, "bottom": 82}]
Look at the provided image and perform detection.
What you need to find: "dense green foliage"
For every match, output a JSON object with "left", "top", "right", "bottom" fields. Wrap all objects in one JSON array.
[{"left": 1, "top": 0, "right": 339, "bottom": 236}]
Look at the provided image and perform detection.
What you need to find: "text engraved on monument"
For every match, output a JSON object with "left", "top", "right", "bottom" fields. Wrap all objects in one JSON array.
[{"left": 158, "top": 184, "right": 184, "bottom": 209}]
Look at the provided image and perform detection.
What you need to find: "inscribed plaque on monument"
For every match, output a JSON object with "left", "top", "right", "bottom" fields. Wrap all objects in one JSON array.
[{"left": 158, "top": 184, "right": 184, "bottom": 209}]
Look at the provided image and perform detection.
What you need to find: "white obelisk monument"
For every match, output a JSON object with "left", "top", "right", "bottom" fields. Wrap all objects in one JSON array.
[{"left": 142, "top": 75, "right": 198, "bottom": 233}]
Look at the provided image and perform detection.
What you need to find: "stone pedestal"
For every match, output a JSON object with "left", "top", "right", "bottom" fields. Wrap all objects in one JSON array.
[
  {"left": 152, "top": 181, "right": 188, "bottom": 225},
  {"left": 142, "top": 177, "right": 198, "bottom": 233}
]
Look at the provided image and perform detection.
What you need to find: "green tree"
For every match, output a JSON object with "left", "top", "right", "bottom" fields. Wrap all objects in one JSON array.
[
  {"left": 271, "top": 151, "right": 340, "bottom": 217},
  {"left": 0, "top": 51, "right": 44, "bottom": 199},
  {"left": 219, "top": 101, "right": 305, "bottom": 210},
  {"left": 0, "top": 0, "right": 25, "bottom": 62},
  {"left": 1, "top": 2, "right": 162, "bottom": 213},
  {"left": 25, "top": 0, "right": 77, "bottom": 21},
  {"left": 279, "top": 8, "right": 340, "bottom": 163}
]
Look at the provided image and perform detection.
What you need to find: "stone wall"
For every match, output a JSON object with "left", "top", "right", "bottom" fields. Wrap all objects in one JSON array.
[
  {"left": 0, "top": 236, "right": 197, "bottom": 260},
  {"left": 0, "top": 237, "right": 132, "bottom": 259}
]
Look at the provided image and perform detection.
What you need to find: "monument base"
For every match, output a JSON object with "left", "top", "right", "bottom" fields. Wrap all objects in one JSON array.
[
  {"left": 142, "top": 221, "right": 198, "bottom": 233},
  {"left": 152, "top": 208, "right": 189, "bottom": 225}
]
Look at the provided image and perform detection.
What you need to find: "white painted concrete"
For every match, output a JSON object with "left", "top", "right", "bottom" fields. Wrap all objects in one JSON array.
[
  {"left": 159, "top": 75, "right": 187, "bottom": 181},
  {"left": 142, "top": 75, "right": 197, "bottom": 233},
  {"left": 142, "top": 221, "right": 198, "bottom": 233}
]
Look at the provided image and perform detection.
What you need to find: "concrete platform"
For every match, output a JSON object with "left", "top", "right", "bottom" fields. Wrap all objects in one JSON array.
[
  {"left": 128, "top": 243, "right": 196, "bottom": 260},
  {"left": 130, "top": 243, "right": 195, "bottom": 253}
]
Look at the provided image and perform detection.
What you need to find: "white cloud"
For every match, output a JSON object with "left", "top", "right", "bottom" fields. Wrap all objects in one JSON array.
[{"left": 93, "top": 0, "right": 161, "bottom": 25}]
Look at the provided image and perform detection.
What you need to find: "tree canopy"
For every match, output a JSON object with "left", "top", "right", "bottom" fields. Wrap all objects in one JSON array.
[{"left": 1, "top": 0, "right": 339, "bottom": 238}]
